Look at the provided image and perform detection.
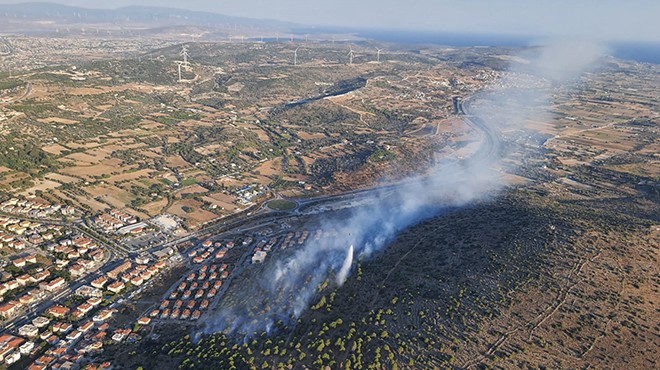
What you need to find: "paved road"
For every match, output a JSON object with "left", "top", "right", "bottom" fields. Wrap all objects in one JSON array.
[
  {"left": 0, "top": 81, "right": 31, "bottom": 105},
  {"left": 459, "top": 96, "right": 501, "bottom": 160}
]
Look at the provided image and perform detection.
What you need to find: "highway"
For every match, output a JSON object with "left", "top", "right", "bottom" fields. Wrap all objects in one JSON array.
[{"left": 459, "top": 96, "right": 501, "bottom": 160}]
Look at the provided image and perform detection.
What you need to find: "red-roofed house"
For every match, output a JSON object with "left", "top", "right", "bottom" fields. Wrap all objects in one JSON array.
[
  {"left": 73, "top": 237, "right": 92, "bottom": 247},
  {"left": 137, "top": 317, "right": 151, "bottom": 325},
  {"left": 16, "top": 274, "right": 34, "bottom": 286},
  {"left": 77, "top": 303, "right": 94, "bottom": 315},
  {"left": 79, "top": 321, "right": 94, "bottom": 334},
  {"left": 130, "top": 276, "right": 143, "bottom": 286},
  {"left": 0, "top": 302, "right": 20, "bottom": 319},
  {"left": 70, "top": 264, "right": 86, "bottom": 276},
  {"left": 107, "top": 281, "right": 124, "bottom": 293},
  {"left": 66, "top": 330, "right": 82, "bottom": 341},
  {"left": 18, "top": 294, "right": 36, "bottom": 305},
  {"left": 34, "top": 270, "right": 51, "bottom": 282},
  {"left": 87, "top": 297, "right": 102, "bottom": 307},
  {"left": 46, "top": 277, "right": 66, "bottom": 292},
  {"left": 91, "top": 276, "right": 108, "bottom": 289},
  {"left": 46, "top": 305, "right": 69, "bottom": 318}
]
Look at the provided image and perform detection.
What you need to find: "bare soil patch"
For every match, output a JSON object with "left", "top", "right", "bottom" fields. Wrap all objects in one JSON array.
[{"left": 37, "top": 117, "right": 79, "bottom": 125}]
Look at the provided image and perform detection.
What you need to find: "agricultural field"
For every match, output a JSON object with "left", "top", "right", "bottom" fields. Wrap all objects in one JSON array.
[{"left": 0, "top": 41, "right": 499, "bottom": 229}]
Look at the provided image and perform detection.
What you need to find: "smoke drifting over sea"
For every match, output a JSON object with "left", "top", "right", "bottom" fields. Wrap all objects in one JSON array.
[{"left": 200, "top": 40, "right": 605, "bottom": 339}]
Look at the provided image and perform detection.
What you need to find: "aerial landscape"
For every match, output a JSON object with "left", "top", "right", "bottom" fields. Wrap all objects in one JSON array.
[{"left": 0, "top": 1, "right": 657, "bottom": 369}]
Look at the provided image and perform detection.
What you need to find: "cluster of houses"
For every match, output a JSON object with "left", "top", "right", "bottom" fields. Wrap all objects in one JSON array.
[
  {"left": 0, "top": 227, "right": 26, "bottom": 250},
  {"left": 0, "top": 216, "right": 74, "bottom": 260},
  {"left": 93, "top": 258, "right": 166, "bottom": 295},
  {"left": 0, "top": 333, "right": 30, "bottom": 366},
  {"left": 0, "top": 204, "right": 182, "bottom": 368},
  {"left": 9, "top": 299, "right": 117, "bottom": 369},
  {"left": 150, "top": 241, "right": 233, "bottom": 322},
  {"left": 0, "top": 246, "right": 62, "bottom": 321},
  {"left": 0, "top": 291, "right": 110, "bottom": 367},
  {"left": 0, "top": 216, "right": 105, "bottom": 324},
  {"left": 250, "top": 230, "right": 313, "bottom": 264},
  {"left": 0, "top": 216, "right": 64, "bottom": 243},
  {"left": 0, "top": 273, "right": 71, "bottom": 321},
  {"left": 286, "top": 229, "right": 312, "bottom": 249},
  {"left": 47, "top": 236, "right": 105, "bottom": 276},
  {"left": 188, "top": 239, "right": 235, "bottom": 265},
  {"left": 4, "top": 257, "right": 169, "bottom": 369},
  {"left": 93, "top": 209, "right": 138, "bottom": 233},
  {"left": 235, "top": 184, "right": 264, "bottom": 205},
  {"left": 0, "top": 197, "right": 75, "bottom": 219},
  {"left": 151, "top": 262, "right": 228, "bottom": 321},
  {"left": 251, "top": 237, "right": 280, "bottom": 264}
]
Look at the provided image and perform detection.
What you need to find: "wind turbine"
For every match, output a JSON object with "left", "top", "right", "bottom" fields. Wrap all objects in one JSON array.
[
  {"left": 376, "top": 48, "right": 383, "bottom": 62},
  {"left": 293, "top": 47, "right": 300, "bottom": 66},
  {"left": 347, "top": 46, "right": 355, "bottom": 65},
  {"left": 180, "top": 45, "right": 190, "bottom": 66},
  {"left": 175, "top": 61, "right": 183, "bottom": 82}
]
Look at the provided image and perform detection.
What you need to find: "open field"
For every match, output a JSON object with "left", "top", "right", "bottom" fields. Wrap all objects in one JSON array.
[
  {"left": 167, "top": 198, "right": 219, "bottom": 228},
  {"left": 180, "top": 184, "right": 209, "bottom": 194},
  {"left": 60, "top": 161, "right": 131, "bottom": 180},
  {"left": 41, "top": 143, "right": 70, "bottom": 155},
  {"left": 37, "top": 117, "right": 79, "bottom": 125},
  {"left": 140, "top": 198, "right": 169, "bottom": 217},
  {"left": 202, "top": 192, "right": 240, "bottom": 212},
  {"left": 85, "top": 183, "right": 135, "bottom": 205},
  {"left": 18, "top": 179, "right": 61, "bottom": 195},
  {"left": 267, "top": 199, "right": 297, "bottom": 211},
  {"left": 105, "top": 169, "right": 156, "bottom": 183}
]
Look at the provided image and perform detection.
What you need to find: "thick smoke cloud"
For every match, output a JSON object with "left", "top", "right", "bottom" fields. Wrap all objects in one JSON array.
[{"left": 199, "top": 40, "right": 605, "bottom": 339}]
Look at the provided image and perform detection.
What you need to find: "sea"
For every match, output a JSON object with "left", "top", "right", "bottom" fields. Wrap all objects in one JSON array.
[{"left": 293, "top": 28, "right": 660, "bottom": 65}]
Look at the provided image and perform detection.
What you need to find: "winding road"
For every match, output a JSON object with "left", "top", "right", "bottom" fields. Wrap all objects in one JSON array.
[
  {"left": 0, "top": 81, "right": 32, "bottom": 105},
  {"left": 459, "top": 96, "right": 501, "bottom": 161}
]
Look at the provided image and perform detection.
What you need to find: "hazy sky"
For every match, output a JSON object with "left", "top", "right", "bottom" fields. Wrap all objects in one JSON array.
[{"left": 1, "top": 0, "right": 659, "bottom": 42}]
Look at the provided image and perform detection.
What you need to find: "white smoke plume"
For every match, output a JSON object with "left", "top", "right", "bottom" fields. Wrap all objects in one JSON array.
[
  {"left": 199, "top": 39, "right": 605, "bottom": 339},
  {"left": 336, "top": 245, "right": 354, "bottom": 286}
]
